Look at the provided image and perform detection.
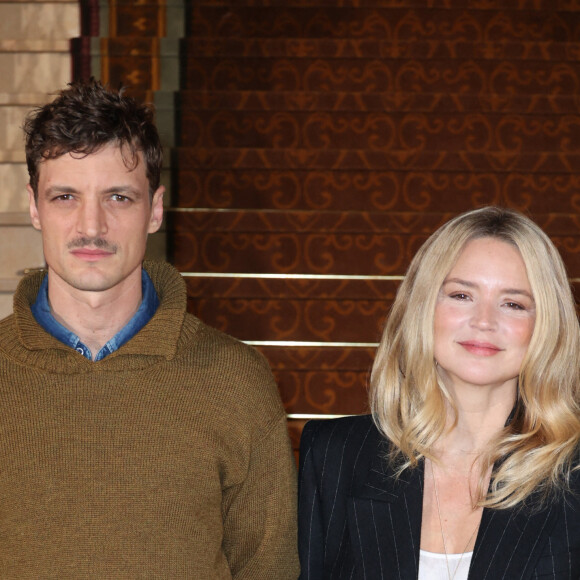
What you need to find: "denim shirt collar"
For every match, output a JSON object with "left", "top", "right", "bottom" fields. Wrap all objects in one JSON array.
[{"left": 31, "top": 269, "right": 159, "bottom": 361}]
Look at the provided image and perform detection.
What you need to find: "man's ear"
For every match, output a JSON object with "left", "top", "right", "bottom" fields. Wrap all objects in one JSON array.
[
  {"left": 27, "top": 184, "right": 41, "bottom": 231},
  {"left": 148, "top": 185, "right": 164, "bottom": 234}
]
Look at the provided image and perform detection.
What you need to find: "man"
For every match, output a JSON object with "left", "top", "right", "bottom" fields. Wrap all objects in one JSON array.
[{"left": 0, "top": 79, "right": 299, "bottom": 577}]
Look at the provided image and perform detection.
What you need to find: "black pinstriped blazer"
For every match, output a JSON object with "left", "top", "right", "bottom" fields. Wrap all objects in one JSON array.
[{"left": 298, "top": 414, "right": 580, "bottom": 580}]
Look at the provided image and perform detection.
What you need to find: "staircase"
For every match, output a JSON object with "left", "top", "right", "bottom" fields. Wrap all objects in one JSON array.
[
  {"left": 170, "top": 1, "right": 580, "bottom": 450},
  {"left": 0, "top": 0, "right": 79, "bottom": 318}
]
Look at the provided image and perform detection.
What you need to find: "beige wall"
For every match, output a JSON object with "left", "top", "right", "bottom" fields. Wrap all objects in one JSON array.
[{"left": 0, "top": 0, "right": 79, "bottom": 319}]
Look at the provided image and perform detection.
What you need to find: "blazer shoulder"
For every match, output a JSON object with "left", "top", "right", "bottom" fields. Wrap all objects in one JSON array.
[
  {"left": 300, "top": 414, "right": 380, "bottom": 452},
  {"left": 299, "top": 415, "right": 387, "bottom": 487}
]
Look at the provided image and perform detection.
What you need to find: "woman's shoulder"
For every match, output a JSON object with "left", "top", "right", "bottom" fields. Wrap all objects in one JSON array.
[
  {"left": 301, "top": 413, "right": 378, "bottom": 444},
  {"left": 299, "top": 414, "right": 387, "bottom": 474}
]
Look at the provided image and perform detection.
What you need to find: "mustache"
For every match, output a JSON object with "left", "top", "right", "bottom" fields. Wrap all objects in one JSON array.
[{"left": 67, "top": 237, "right": 117, "bottom": 253}]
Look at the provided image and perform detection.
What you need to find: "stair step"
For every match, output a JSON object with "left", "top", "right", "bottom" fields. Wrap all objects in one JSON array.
[
  {"left": 0, "top": 39, "right": 70, "bottom": 52},
  {"left": 0, "top": 212, "right": 32, "bottom": 226},
  {"left": 192, "top": 0, "right": 576, "bottom": 9},
  {"left": 178, "top": 90, "right": 580, "bottom": 114},
  {"left": 183, "top": 58, "right": 580, "bottom": 93},
  {"left": 178, "top": 110, "right": 580, "bottom": 152},
  {"left": 259, "top": 343, "right": 376, "bottom": 415},
  {"left": 0, "top": 151, "right": 25, "bottom": 163},
  {"left": 174, "top": 168, "right": 580, "bottom": 214},
  {"left": 0, "top": 2, "right": 78, "bottom": 41},
  {"left": 0, "top": 176, "right": 29, "bottom": 211},
  {"left": 0, "top": 293, "right": 13, "bottom": 321},
  {"left": 170, "top": 226, "right": 580, "bottom": 279},
  {"left": 184, "top": 275, "right": 399, "bottom": 299},
  {"left": 191, "top": 6, "right": 580, "bottom": 41},
  {"left": 175, "top": 147, "right": 580, "bottom": 172},
  {"left": 273, "top": 368, "right": 369, "bottom": 415},
  {"left": 0, "top": 92, "right": 60, "bottom": 105},
  {"left": 187, "top": 295, "right": 388, "bottom": 342},
  {"left": 0, "top": 165, "right": 28, "bottom": 212},
  {"left": 186, "top": 38, "right": 580, "bottom": 61},
  {"left": 0, "top": 53, "right": 73, "bottom": 94},
  {"left": 0, "top": 105, "right": 41, "bottom": 150},
  {"left": 170, "top": 227, "right": 580, "bottom": 277},
  {"left": 169, "top": 209, "right": 580, "bottom": 235},
  {"left": 0, "top": 224, "right": 44, "bottom": 279}
]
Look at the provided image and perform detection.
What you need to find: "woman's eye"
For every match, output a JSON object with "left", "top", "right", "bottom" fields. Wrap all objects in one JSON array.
[
  {"left": 505, "top": 301, "right": 524, "bottom": 310},
  {"left": 450, "top": 292, "right": 469, "bottom": 300}
]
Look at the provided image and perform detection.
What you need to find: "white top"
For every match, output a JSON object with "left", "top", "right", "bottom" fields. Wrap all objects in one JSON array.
[{"left": 418, "top": 549, "right": 473, "bottom": 580}]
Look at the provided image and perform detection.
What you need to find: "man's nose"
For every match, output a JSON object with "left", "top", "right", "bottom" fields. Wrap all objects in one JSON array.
[{"left": 77, "top": 199, "right": 107, "bottom": 238}]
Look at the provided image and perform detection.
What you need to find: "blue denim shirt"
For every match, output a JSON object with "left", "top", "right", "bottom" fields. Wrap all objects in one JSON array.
[{"left": 31, "top": 270, "right": 160, "bottom": 361}]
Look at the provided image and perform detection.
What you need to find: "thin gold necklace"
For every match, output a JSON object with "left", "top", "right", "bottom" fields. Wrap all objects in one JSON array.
[{"left": 430, "top": 460, "right": 480, "bottom": 580}]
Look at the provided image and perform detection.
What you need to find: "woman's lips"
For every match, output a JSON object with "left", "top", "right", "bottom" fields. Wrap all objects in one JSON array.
[{"left": 458, "top": 341, "right": 503, "bottom": 356}]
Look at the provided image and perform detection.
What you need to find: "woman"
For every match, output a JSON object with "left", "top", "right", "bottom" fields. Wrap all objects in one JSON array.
[{"left": 298, "top": 206, "right": 580, "bottom": 579}]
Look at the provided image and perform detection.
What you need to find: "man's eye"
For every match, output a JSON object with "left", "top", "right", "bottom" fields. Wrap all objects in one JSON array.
[{"left": 112, "top": 194, "right": 130, "bottom": 202}]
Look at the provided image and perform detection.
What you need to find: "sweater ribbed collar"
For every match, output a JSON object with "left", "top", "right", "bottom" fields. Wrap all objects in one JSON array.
[{"left": 2, "top": 261, "right": 194, "bottom": 373}]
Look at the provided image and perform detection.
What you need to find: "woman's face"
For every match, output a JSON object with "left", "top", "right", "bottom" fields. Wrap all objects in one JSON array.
[{"left": 433, "top": 237, "right": 536, "bottom": 396}]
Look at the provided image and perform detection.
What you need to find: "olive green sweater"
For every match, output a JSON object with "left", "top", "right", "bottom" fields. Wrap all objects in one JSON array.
[{"left": 0, "top": 261, "right": 299, "bottom": 579}]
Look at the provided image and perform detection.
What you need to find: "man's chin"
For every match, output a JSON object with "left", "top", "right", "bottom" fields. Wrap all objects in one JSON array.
[
  {"left": 47, "top": 262, "right": 143, "bottom": 296},
  {"left": 57, "top": 269, "right": 119, "bottom": 294},
  {"left": 68, "top": 279, "right": 116, "bottom": 293}
]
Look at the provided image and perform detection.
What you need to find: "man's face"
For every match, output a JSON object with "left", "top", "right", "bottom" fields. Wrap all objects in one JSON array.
[{"left": 28, "top": 144, "right": 164, "bottom": 297}]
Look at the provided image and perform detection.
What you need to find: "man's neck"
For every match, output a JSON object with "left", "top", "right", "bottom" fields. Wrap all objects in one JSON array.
[{"left": 47, "top": 271, "right": 143, "bottom": 357}]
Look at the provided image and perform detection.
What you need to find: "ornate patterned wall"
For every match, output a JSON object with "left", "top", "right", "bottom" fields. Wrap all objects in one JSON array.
[
  {"left": 75, "top": 0, "right": 580, "bottom": 454},
  {"left": 174, "top": 0, "right": 580, "bottom": 453}
]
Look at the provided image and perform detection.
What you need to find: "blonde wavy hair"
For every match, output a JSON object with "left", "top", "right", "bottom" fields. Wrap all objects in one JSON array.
[{"left": 370, "top": 206, "right": 580, "bottom": 509}]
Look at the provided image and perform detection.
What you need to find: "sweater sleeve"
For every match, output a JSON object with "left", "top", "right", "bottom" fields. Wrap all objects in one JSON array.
[{"left": 221, "top": 411, "right": 300, "bottom": 579}]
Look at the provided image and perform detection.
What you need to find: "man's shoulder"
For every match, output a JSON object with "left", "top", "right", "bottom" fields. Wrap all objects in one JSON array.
[
  {"left": 0, "top": 311, "right": 14, "bottom": 328},
  {"left": 181, "top": 312, "right": 269, "bottom": 369},
  {"left": 177, "top": 313, "right": 283, "bottom": 415},
  {"left": 0, "top": 314, "right": 15, "bottom": 348}
]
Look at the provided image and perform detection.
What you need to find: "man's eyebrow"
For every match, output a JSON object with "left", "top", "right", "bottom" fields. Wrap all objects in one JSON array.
[
  {"left": 43, "top": 185, "right": 77, "bottom": 196},
  {"left": 103, "top": 185, "right": 141, "bottom": 194},
  {"left": 43, "top": 185, "right": 142, "bottom": 197}
]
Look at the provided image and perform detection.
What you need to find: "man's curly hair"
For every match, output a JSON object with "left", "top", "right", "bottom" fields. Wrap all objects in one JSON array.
[{"left": 24, "top": 78, "right": 163, "bottom": 200}]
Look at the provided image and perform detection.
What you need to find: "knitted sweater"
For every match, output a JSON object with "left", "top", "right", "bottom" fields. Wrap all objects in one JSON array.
[{"left": 0, "top": 261, "right": 299, "bottom": 579}]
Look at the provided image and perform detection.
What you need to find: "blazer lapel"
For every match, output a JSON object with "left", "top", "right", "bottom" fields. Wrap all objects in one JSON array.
[
  {"left": 469, "top": 499, "right": 558, "bottom": 580},
  {"left": 347, "top": 454, "right": 424, "bottom": 580},
  {"left": 344, "top": 443, "right": 559, "bottom": 580}
]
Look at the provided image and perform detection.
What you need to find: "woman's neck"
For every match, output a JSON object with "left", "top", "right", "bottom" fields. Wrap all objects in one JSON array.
[{"left": 438, "top": 383, "right": 516, "bottom": 456}]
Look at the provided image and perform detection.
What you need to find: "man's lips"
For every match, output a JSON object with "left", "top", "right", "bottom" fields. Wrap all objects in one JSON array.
[
  {"left": 70, "top": 248, "right": 114, "bottom": 261},
  {"left": 457, "top": 341, "right": 503, "bottom": 356}
]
